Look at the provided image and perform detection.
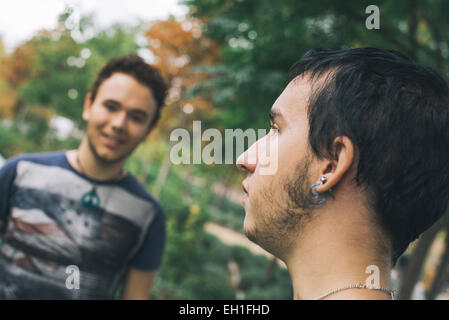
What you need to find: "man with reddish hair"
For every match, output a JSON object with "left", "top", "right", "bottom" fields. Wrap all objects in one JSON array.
[{"left": 0, "top": 54, "right": 167, "bottom": 299}]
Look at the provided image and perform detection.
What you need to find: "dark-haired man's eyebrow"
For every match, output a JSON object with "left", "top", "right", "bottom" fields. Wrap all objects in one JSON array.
[{"left": 269, "top": 108, "right": 284, "bottom": 124}]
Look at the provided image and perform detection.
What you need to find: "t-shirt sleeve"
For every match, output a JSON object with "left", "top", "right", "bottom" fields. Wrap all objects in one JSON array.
[
  {"left": 0, "top": 156, "right": 19, "bottom": 221},
  {"left": 130, "top": 206, "right": 166, "bottom": 271}
]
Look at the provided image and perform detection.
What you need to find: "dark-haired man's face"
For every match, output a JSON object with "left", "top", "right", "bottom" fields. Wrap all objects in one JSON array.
[
  {"left": 82, "top": 72, "right": 157, "bottom": 164},
  {"left": 236, "top": 76, "right": 318, "bottom": 259}
]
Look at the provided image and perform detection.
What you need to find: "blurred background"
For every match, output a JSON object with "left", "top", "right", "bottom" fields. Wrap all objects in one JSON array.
[{"left": 0, "top": 0, "right": 448, "bottom": 299}]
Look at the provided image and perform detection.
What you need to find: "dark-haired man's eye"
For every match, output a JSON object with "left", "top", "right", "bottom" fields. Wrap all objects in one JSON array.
[{"left": 269, "top": 122, "right": 280, "bottom": 135}]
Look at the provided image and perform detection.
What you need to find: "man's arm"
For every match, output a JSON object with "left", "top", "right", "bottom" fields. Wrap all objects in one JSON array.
[
  {"left": 122, "top": 204, "right": 165, "bottom": 300},
  {"left": 121, "top": 267, "right": 157, "bottom": 300},
  {"left": 0, "top": 155, "right": 21, "bottom": 231}
]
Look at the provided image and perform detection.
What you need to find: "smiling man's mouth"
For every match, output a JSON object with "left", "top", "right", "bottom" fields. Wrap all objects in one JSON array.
[{"left": 101, "top": 133, "right": 125, "bottom": 148}]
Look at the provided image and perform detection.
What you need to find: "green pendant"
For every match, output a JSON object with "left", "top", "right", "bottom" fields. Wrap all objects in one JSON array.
[{"left": 81, "top": 187, "right": 100, "bottom": 209}]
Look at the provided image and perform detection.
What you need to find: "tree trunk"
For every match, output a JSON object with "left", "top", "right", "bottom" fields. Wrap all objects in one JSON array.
[
  {"left": 425, "top": 230, "right": 449, "bottom": 300},
  {"left": 398, "top": 218, "right": 443, "bottom": 300}
]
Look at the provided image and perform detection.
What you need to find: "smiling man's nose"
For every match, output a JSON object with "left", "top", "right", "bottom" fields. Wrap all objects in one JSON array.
[
  {"left": 111, "top": 111, "right": 127, "bottom": 131},
  {"left": 236, "top": 141, "right": 258, "bottom": 173}
]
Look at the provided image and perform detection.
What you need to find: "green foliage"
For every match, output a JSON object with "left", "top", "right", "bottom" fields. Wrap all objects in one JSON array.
[
  {"left": 85, "top": 24, "right": 142, "bottom": 64},
  {"left": 18, "top": 7, "right": 143, "bottom": 128},
  {"left": 0, "top": 119, "right": 80, "bottom": 159},
  {"left": 184, "top": 0, "right": 449, "bottom": 130},
  {"left": 2, "top": 0, "right": 449, "bottom": 301},
  {"left": 0, "top": 5, "right": 147, "bottom": 160},
  {"left": 0, "top": 124, "right": 34, "bottom": 157},
  {"left": 207, "top": 197, "right": 244, "bottom": 232},
  {"left": 179, "top": 263, "right": 236, "bottom": 299}
]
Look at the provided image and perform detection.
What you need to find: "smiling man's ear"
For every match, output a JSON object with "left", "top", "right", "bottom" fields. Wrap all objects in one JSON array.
[
  {"left": 143, "top": 100, "right": 160, "bottom": 137},
  {"left": 82, "top": 92, "right": 93, "bottom": 121},
  {"left": 313, "top": 136, "right": 355, "bottom": 194}
]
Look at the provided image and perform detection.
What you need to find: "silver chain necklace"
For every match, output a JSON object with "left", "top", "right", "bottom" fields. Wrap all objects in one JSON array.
[{"left": 315, "top": 283, "right": 395, "bottom": 300}]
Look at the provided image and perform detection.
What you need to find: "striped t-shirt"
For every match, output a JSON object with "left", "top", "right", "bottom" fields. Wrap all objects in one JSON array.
[{"left": 0, "top": 151, "right": 165, "bottom": 299}]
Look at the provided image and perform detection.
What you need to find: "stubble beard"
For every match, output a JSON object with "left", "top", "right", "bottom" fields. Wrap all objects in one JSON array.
[
  {"left": 244, "top": 153, "right": 315, "bottom": 261},
  {"left": 86, "top": 124, "right": 131, "bottom": 166}
]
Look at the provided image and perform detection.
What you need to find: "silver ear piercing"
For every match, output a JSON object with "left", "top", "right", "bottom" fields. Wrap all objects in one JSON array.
[{"left": 309, "top": 176, "right": 333, "bottom": 206}]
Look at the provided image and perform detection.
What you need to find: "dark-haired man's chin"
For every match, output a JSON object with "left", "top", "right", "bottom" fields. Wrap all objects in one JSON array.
[
  {"left": 244, "top": 230, "right": 257, "bottom": 245},
  {"left": 243, "top": 221, "right": 258, "bottom": 244}
]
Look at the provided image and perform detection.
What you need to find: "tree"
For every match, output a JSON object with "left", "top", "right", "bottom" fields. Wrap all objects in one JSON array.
[
  {"left": 398, "top": 218, "right": 443, "bottom": 299},
  {"left": 425, "top": 214, "right": 449, "bottom": 300},
  {"left": 143, "top": 18, "right": 222, "bottom": 194},
  {"left": 19, "top": 7, "right": 142, "bottom": 127},
  {"left": 183, "top": 0, "right": 449, "bottom": 299},
  {"left": 0, "top": 6, "right": 147, "bottom": 152},
  {"left": 184, "top": 0, "right": 448, "bottom": 129}
]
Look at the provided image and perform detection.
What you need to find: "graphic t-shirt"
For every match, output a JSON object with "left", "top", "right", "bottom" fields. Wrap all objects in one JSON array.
[{"left": 0, "top": 151, "right": 165, "bottom": 299}]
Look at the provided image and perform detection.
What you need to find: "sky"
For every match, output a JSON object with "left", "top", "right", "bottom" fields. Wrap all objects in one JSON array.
[{"left": 0, "top": 0, "right": 188, "bottom": 51}]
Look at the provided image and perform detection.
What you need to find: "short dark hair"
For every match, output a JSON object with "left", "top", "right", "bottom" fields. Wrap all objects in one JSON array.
[
  {"left": 89, "top": 54, "right": 168, "bottom": 129},
  {"left": 288, "top": 48, "right": 449, "bottom": 264}
]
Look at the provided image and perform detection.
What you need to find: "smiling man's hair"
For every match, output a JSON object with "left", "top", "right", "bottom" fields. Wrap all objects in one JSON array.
[
  {"left": 89, "top": 54, "right": 168, "bottom": 129},
  {"left": 288, "top": 48, "right": 449, "bottom": 265}
]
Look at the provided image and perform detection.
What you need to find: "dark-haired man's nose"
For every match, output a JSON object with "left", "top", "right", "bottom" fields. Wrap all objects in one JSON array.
[{"left": 236, "top": 141, "right": 258, "bottom": 173}]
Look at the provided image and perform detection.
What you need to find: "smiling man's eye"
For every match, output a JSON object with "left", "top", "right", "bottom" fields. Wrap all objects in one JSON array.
[
  {"left": 104, "top": 103, "right": 118, "bottom": 111},
  {"left": 130, "top": 114, "right": 146, "bottom": 123}
]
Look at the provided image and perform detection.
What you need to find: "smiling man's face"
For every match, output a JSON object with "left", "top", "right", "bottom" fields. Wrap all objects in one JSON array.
[
  {"left": 236, "top": 75, "right": 318, "bottom": 259},
  {"left": 82, "top": 72, "right": 157, "bottom": 164}
]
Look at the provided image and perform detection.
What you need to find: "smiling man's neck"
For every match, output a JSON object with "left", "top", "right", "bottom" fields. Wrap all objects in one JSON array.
[{"left": 72, "top": 138, "right": 126, "bottom": 181}]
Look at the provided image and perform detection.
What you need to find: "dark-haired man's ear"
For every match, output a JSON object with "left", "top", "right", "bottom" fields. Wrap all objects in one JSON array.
[
  {"left": 314, "top": 136, "right": 355, "bottom": 194},
  {"left": 82, "top": 92, "right": 93, "bottom": 122}
]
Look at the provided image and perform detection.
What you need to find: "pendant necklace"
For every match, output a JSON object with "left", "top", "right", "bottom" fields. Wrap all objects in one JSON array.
[{"left": 76, "top": 152, "right": 124, "bottom": 209}]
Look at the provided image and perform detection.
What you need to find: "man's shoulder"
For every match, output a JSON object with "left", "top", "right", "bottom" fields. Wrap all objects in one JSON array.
[
  {"left": 121, "top": 174, "right": 163, "bottom": 214},
  {"left": 0, "top": 150, "right": 67, "bottom": 175},
  {"left": 4, "top": 150, "right": 67, "bottom": 167}
]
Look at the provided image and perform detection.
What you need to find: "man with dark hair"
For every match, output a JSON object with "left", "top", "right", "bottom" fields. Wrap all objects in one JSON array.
[
  {"left": 0, "top": 54, "right": 168, "bottom": 299},
  {"left": 236, "top": 48, "right": 449, "bottom": 300}
]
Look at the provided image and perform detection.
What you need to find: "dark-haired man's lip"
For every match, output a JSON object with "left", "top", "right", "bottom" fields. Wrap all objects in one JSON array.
[
  {"left": 241, "top": 180, "right": 249, "bottom": 205},
  {"left": 241, "top": 193, "right": 248, "bottom": 205},
  {"left": 242, "top": 180, "right": 249, "bottom": 194}
]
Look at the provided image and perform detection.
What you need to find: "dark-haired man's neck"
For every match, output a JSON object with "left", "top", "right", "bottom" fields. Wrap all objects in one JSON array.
[
  {"left": 67, "top": 138, "right": 126, "bottom": 182},
  {"left": 285, "top": 194, "right": 393, "bottom": 300}
]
